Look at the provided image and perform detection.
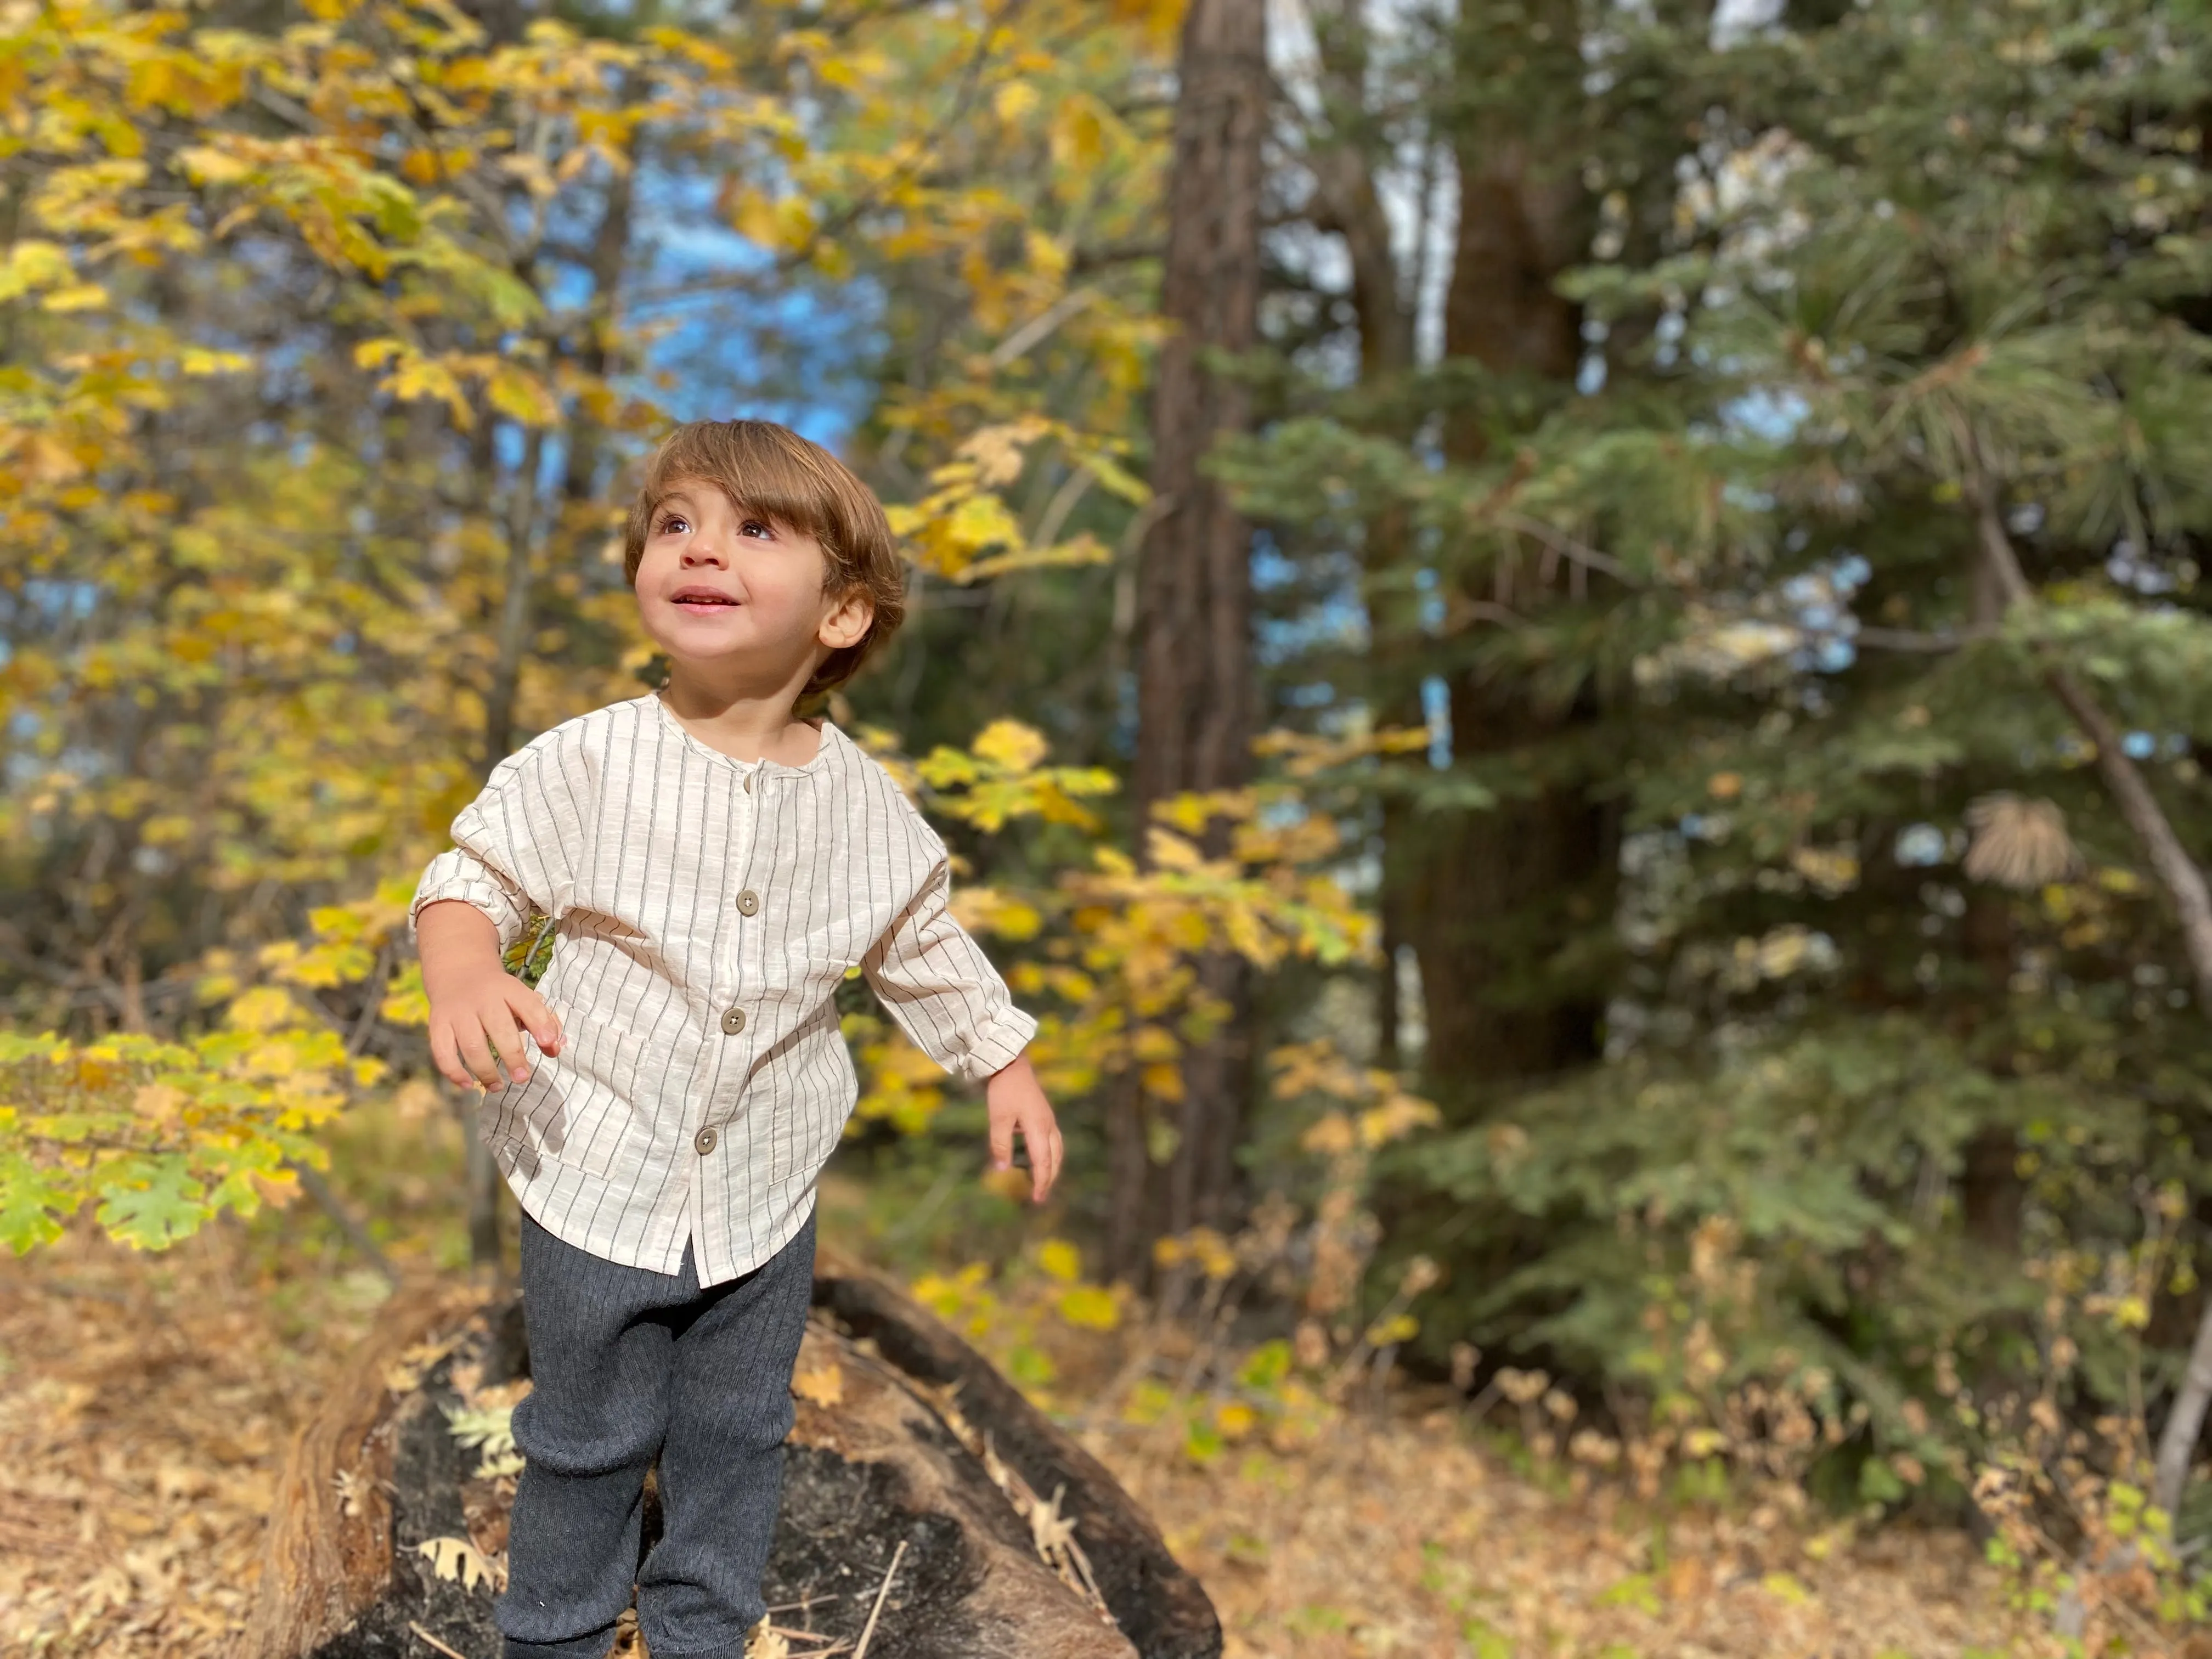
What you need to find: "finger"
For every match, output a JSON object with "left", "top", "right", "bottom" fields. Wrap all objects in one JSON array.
[
  {"left": 429, "top": 1022, "right": 471, "bottom": 1090},
  {"left": 484, "top": 1004, "right": 531, "bottom": 1085},
  {"left": 1028, "top": 1115, "right": 1059, "bottom": 1201},
  {"left": 1039, "top": 1127, "right": 1063, "bottom": 1200},
  {"left": 988, "top": 1104, "right": 1015, "bottom": 1172},
  {"left": 516, "top": 988, "right": 562, "bottom": 1054},
  {"left": 454, "top": 1021, "right": 504, "bottom": 1091}
]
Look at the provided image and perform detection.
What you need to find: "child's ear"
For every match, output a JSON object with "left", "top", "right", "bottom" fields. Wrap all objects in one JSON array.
[{"left": 819, "top": 590, "right": 873, "bottom": 651}]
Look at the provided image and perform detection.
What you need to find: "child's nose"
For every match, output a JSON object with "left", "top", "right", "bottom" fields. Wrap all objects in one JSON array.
[{"left": 681, "top": 537, "right": 729, "bottom": 566}]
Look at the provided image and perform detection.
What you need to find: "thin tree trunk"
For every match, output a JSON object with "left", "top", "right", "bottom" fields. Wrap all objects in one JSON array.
[
  {"left": 1114, "top": 0, "right": 1267, "bottom": 1280},
  {"left": 453, "top": 154, "right": 629, "bottom": 1280},
  {"left": 457, "top": 427, "right": 545, "bottom": 1277},
  {"left": 1302, "top": 0, "right": 1424, "bottom": 1082},
  {"left": 480, "top": 426, "right": 545, "bottom": 778},
  {"left": 1971, "top": 480, "right": 2212, "bottom": 1519}
]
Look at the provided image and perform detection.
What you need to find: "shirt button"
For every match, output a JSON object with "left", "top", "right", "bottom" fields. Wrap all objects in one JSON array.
[
  {"left": 720, "top": 1006, "right": 747, "bottom": 1035},
  {"left": 694, "top": 1126, "right": 718, "bottom": 1156},
  {"left": 737, "top": 889, "right": 760, "bottom": 917}
]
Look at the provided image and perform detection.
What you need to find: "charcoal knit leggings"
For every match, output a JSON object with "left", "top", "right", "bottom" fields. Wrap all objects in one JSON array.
[{"left": 496, "top": 1208, "right": 817, "bottom": 1659}]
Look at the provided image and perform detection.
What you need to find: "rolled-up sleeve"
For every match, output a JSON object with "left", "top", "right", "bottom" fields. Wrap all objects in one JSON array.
[
  {"left": 865, "top": 856, "right": 1037, "bottom": 1086},
  {"left": 410, "top": 741, "right": 572, "bottom": 951}
]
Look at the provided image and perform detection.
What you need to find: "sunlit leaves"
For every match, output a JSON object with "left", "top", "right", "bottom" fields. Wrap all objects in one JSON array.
[
  {"left": 0, "top": 1028, "right": 333, "bottom": 1252},
  {"left": 916, "top": 718, "right": 1116, "bottom": 833},
  {"left": 851, "top": 721, "right": 1385, "bottom": 1142},
  {"left": 0, "top": 894, "right": 415, "bottom": 1251},
  {"left": 885, "top": 419, "right": 1140, "bottom": 584}
]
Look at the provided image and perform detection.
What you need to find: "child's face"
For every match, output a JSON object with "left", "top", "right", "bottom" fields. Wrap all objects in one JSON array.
[{"left": 633, "top": 475, "right": 872, "bottom": 685}]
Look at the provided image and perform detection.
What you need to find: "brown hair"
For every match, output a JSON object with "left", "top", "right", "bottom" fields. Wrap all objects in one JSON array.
[{"left": 624, "top": 419, "right": 907, "bottom": 697}]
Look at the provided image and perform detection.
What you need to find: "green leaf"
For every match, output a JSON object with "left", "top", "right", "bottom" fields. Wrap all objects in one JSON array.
[
  {"left": 0, "top": 1153, "right": 76, "bottom": 1254},
  {"left": 94, "top": 1157, "right": 211, "bottom": 1250}
]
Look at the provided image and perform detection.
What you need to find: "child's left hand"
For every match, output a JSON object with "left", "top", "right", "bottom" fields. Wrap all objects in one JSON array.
[{"left": 985, "top": 1053, "right": 1062, "bottom": 1203}]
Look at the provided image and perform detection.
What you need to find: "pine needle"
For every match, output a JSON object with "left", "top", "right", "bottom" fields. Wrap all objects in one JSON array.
[{"left": 849, "top": 1538, "right": 907, "bottom": 1659}]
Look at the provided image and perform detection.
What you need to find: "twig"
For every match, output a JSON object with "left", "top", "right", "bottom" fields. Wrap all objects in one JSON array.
[
  {"left": 849, "top": 1538, "right": 907, "bottom": 1659},
  {"left": 988, "top": 287, "right": 1098, "bottom": 368},
  {"left": 1855, "top": 623, "right": 1997, "bottom": 654},
  {"left": 347, "top": 938, "right": 398, "bottom": 1056},
  {"left": 289, "top": 1160, "right": 401, "bottom": 1284},
  {"left": 407, "top": 1623, "right": 473, "bottom": 1659},
  {"left": 1493, "top": 511, "right": 1639, "bottom": 586}
]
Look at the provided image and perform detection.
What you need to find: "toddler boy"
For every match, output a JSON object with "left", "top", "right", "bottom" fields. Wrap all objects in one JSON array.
[{"left": 412, "top": 418, "right": 1062, "bottom": 1658}]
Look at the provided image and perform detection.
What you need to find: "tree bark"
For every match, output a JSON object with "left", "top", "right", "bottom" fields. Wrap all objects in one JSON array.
[
  {"left": 1115, "top": 0, "right": 1268, "bottom": 1278},
  {"left": 244, "top": 1261, "right": 1223, "bottom": 1659}
]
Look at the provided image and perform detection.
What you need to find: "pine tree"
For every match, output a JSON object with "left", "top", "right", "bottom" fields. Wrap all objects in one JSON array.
[{"left": 1230, "top": 0, "right": 2212, "bottom": 1499}]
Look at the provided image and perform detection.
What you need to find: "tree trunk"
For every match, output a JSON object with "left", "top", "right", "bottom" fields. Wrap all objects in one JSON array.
[
  {"left": 1398, "top": 1, "right": 1616, "bottom": 1111},
  {"left": 242, "top": 1259, "right": 1222, "bottom": 1659},
  {"left": 1115, "top": 0, "right": 1268, "bottom": 1278},
  {"left": 1302, "top": 0, "right": 1423, "bottom": 1079}
]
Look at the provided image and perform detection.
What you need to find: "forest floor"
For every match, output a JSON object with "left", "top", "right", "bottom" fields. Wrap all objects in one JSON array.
[
  {"left": 0, "top": 1099, "right": 2064, "bottom": 1659},
  {"left": 0, "top": 1211, "right": 2056, "bottom": 1659}
]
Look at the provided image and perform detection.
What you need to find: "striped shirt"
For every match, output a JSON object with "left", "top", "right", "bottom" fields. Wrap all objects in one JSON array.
[{"left": 409, "top": 694, "right": 1036, "bottom": 1285}]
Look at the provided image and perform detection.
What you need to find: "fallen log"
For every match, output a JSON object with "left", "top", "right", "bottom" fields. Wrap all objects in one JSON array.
[{"left": 243, "top": 1255, "right": 1222, "bottom": 1659}]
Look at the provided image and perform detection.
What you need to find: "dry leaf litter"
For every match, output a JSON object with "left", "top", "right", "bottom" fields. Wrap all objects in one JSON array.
[{"left": 2, "top": 1217, "right": 2067, "bottom": 1658}]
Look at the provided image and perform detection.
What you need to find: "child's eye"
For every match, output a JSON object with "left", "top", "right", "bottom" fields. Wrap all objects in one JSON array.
[
  {"left": 658, "top": 514, "right": 689, "bottom": 535},
  {"left": 739, "top": 518, "right": 772, "bottom": 539}
]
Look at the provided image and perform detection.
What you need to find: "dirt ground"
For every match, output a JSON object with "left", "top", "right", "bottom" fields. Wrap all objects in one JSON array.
[{"left": 0, "top": 1207, "right": 2061, "bottom": 1659}]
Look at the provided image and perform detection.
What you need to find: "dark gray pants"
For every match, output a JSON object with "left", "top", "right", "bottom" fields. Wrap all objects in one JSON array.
[{"left": 499, "top": 1209, "right": 816, "bottom": 1659}]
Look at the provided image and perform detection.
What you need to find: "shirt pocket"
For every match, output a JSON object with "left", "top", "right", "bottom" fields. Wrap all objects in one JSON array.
[{"left": 507, "top": 953, "right": 689, "bottom": 1178}]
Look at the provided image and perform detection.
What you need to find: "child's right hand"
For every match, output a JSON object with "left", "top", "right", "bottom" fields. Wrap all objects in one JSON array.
[{"left": 417, "top": 900, "right": 563, "bottom": 1090}]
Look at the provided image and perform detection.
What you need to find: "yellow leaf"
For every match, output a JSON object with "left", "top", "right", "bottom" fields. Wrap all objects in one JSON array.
[
  {"left": 175, "top": 145, "right": 254, "bottom": 185},
  {"left": 994, "top": 80, "right": 1040, "bottom": 123},
  {"left": 980, "top": 1166, "right": 1031, "bottom": 1201},
  {"left": 1057, "top": 1284, "right": 1120, "bottom": 1331},
  {"left": 791, "top": 1363, "right": 844, "bottom": 1407},
  {"left": 971, "top": 720, "right": 1048, "bottom": 775},
  {"left": 381, "top": 964, "right": 430, "bottom": 1026},
  {"left": 1300, "top": 1112, "right": 1356, "bottom": 1157},
  {"left": 1051, "top": 97, "right": 1109, "bottom": 171},
  {"left": 1146, "top": 828, "right": 1204, "bottom": 871},
  {"left": 226, "top": 986, "right": 299, "bottom": 1033},
  {"left": 1365, "top": 1313, "right": 1419, "bottom": 1346},
  {"left": 944, "top": 492, "right": 1022, "bottom": 555},
  {"left": 133, "top": 1084, "right": 185, "bottom": 1122},
  {"left": 1760, "top": 1571, "right": 1811, "bottom": 1606},
  {"left": 42, "top": 284, "right": 110, "bottom": 313},
  {"left": 1141, "top": 1062, "right": 1184, "bottom": 1101},
  {"left": 179, "top": 348, "right": 251, "bottom": 376},
  {"left": 1039, "top": 1238, "right": 1081, "bottom": 1282},
  {"left": 488, "top": 364, "right": 559, "bottom": 427},
  {"left": 0, "top": 240, "right": 71, "bottom": 302},
  {"left": 417, "top": 1535, "right": 503, "bottom": 1593}
]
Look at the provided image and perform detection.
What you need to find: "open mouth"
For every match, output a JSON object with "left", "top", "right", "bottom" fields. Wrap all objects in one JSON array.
[{"left": 670, "top": 589, "right": 741, "bottom": 613}]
